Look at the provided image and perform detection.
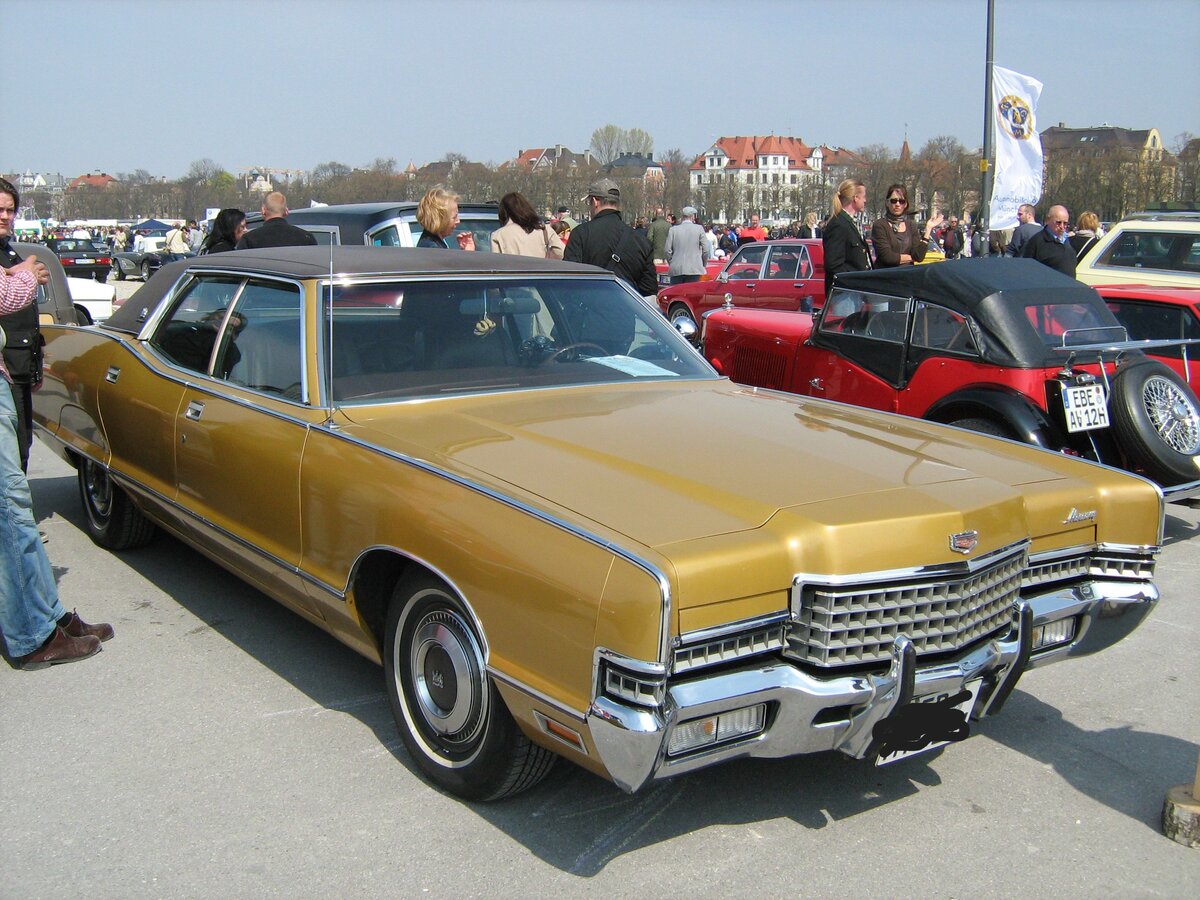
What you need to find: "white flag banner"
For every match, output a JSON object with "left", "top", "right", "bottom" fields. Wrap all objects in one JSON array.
[{"left": 989, "top": 65, "right": 1044, "bottom": 231}]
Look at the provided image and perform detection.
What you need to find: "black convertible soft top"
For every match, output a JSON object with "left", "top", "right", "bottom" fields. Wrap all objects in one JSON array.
[{"left": 832, "top": 258, "right": 1124, "bottom": 368}]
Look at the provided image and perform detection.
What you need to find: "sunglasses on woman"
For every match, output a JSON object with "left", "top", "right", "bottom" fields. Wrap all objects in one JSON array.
[{"left": 888, "top": 197, "right": 906, "bottom": 204}]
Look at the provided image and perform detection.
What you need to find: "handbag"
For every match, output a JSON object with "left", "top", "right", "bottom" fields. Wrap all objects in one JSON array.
[{"left": 542, "top": 225, "right": 558, "bottom": 259}]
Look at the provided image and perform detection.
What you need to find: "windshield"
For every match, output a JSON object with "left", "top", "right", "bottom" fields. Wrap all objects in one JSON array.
[{"left": 325, "top": 277, "right": 713, "bottom": 402}]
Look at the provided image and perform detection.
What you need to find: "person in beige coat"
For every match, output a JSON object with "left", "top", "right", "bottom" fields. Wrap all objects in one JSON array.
[{"left": 490, "top": 192, "right": 565, "bottom": 259}]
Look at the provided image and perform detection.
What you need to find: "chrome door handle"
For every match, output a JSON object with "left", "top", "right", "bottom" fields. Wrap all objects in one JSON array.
[
  {"left": 105, "top": 366, "right": 120, "bottom": 383},
  {"left": 185, "top": 401, "right": 205, "bottom": 421},
  {"left": 809, "top": 378, "right": 825, "bottom": 391}
]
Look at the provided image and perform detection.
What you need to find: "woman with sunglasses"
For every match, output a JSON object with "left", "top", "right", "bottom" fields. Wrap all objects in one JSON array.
[{"left": 870, "top": 184, "right": 943, "bottom": 268}]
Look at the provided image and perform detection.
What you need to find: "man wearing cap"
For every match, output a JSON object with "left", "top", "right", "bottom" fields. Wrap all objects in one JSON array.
[
  {"left": 665, "top": 206, "right": 710, "bottom": 285},
  {"left": 564, "top": 179, "right": 657, "bottom": 296}
]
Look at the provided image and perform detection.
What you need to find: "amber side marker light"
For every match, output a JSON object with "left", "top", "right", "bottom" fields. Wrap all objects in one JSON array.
[{"left": 534, "top": 711, "right": 587, "bottom": 754}]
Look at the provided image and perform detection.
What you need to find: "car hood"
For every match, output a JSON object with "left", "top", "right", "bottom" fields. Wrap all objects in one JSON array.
[{"left": 339, "top": 380, "right": 1075, "bottom": 549}]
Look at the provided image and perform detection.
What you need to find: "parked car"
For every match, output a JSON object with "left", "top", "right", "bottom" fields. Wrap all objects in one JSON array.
[
  {"left": 1075, "top": 213, "right": 1200, "bottom": 289},
  {"left": 13, "top": 242, "right": 87, "bottom": 325},
  {"left": 65, "top": 275, "right": 115, "bottom": 324},
  {"left": 33, "top": 247, "right": 1164, "bottom": 800},
  {"left": 242, "top": 201, "right": 502, "bottom": 250},
  {"left": 657, "top": 238, "right": 825, "bottom": 340},
  {"left": 44, "top": 237, "right": 112, "bottom": 283},
  {"left": 1097, "top": 284, "right": 1200, "bottom": 382},
  {"left": 111, "top": 236, "right": 191, "bottom": 282},
  {"left": 703, "top": 258, "right": 1200, "bottom": 494}
]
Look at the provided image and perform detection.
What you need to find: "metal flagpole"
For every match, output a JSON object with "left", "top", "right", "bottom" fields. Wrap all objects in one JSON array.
[{"left": 979, "top": 0, "right": 996, "bottom": 254}]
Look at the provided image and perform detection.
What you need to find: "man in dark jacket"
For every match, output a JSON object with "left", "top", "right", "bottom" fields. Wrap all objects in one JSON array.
[
  {"left": 1020, "top": 204, "right": 1076, "bottom": 276},
  {"left": 564, "top": 179, "right": 657, "bottom": 296},
  {"left": 646, "top": 207, "right": 670, "bottom": 264},
  {"left": 236, "top": 192, "right": 318, "bottom": 250}
]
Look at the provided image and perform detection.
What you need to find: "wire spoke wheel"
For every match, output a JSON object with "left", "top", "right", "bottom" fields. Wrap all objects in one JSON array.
[{"left": 1142, "top": 374, "right": 1200, "bottom": 455}]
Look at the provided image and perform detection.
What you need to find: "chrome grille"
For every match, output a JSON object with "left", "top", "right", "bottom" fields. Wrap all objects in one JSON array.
[
  {"left": 788, "top": 548, "right": 1024, "bottom": 668},
  {"left": 1022, "top": 547, "right": 1156, "bottom": 590},
  {"left": 1090, "top": 551, "right": 1155, "bottom": 581},
  {"left": 1022, "top": 554, "right": 1090, "bottom": 589},
  {"left": 674, "top": 623, "right": 787, "bottom": 674}
]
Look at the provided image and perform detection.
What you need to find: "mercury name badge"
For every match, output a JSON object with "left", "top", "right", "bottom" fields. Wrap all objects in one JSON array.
[
  {"left": 1063, "top": 507, "right": 1097, "bottom": 525},
  {"left": 949, "top": 530, "right": 979, "bottom": 555}
]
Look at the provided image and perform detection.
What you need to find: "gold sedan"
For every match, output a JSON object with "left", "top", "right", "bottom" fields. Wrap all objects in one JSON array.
[{"left": 33, "top": 247, "right": 1164, "bottom": 799}]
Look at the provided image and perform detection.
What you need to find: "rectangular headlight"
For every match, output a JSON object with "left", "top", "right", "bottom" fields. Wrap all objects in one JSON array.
[
  {"left": 1033, "top": 618, "right": 1077, "bottom": 651},
  {"left": 667, "top": 704, "right": 766, "bottom": 757}
]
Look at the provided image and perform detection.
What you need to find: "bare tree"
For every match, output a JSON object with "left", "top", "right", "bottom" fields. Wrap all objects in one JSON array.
[
  {"left": 625, "top": 128, "right": 654, "bottom": 158},
  {"left": 660, "top": 148, "right": 691, "bottom": 214},
  {"left": 590, "top": 125, "right": 624, "bottom": 165}
]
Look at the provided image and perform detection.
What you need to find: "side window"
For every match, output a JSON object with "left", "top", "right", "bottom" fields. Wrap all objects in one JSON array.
[
  {"left": 369, "top": 225, "right": 401, "bottom": 247},
  {"left": 216, "top": 280, "right": 304, "bottom": 400},
  {"left": 765, "top": 246, "right": 802, "bottom": 280},
  {"left": 150, "top": 276, "right": 245, "bottom": 374},
  {"left": 911, "top": 301, "right": 978, "bottom": 355},
  {"left": 797, "top": 246, "right": 813, "bottom": 280},
  {"left": 821, "top": 289, "right": 909, "bottom": 341},
  {"left": 726, "top": 244, "right": 768, "bottom": 279}
]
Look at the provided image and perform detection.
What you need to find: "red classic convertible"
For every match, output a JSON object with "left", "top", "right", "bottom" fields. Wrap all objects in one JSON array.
[
  {"left": 704, "top": 259, "right": 1200, "bottom": 495},
  {"left": 656, "top": 239, "right": 825, "bottom": 339}
]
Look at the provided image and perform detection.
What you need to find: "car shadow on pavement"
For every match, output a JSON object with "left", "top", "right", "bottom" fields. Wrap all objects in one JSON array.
[
  {"left": 1162, "top": 503, "right": 1200, "bottom": 545},
  {"left": 980, "top": 690, "right": 1198, "bottom": 835}
]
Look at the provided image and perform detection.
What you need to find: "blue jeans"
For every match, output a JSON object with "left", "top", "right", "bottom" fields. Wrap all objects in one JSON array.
[{"left": 0, "top": 379, "right": 64, "bottom": 657}]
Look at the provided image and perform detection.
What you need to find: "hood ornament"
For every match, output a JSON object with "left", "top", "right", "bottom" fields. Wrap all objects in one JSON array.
[
  {"left": 949, "top": 530, "right": 979, "bottom": 555},
  {"left": 1063, "top": 508, "right": 1097, "bottom": 524}
]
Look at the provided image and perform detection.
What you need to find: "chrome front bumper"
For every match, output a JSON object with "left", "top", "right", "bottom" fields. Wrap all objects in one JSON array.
[{"left": 587, "top": 577, "right": 1157, "bottom": 793}]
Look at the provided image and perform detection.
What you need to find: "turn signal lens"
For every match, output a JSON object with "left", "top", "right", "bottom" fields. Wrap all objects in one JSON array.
[
  {"left": 667, "top": 704, "right": 766, "bottom": 756},
  {"left": 1032, "top": 618, "right": 1077, "bottom": 651}
]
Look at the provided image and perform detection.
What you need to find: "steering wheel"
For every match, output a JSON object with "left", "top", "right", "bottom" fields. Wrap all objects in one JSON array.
[{"left": 549, "top": 342, "right": 608, "bottom": 363}]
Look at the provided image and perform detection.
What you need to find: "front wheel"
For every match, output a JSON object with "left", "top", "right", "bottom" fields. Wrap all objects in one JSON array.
[
  {"left": 384, "top": 575, "right": 555, "bottom": 800},
  {"left": 112, "top": 260, "right": 125, "bottom": 281},
  {"left": 77, "top": 458, "right": 157, "bottom": 549},
  {"left": 1110, "top": 360, "right": 1200, "bottom": 484}
]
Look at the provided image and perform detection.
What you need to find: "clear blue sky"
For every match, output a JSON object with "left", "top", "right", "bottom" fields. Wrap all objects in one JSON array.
[{"left": 9, "top": 0, "right": 1198, "bottom": 179}]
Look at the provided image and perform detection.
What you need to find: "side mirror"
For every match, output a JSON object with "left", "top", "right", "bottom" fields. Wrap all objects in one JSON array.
[{"left": 717, "top": 271, "right": 729, "bottom": 284}]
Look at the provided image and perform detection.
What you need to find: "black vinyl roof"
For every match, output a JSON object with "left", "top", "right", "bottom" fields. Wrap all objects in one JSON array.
[
  {"left": 104, "top": 246, "right": 606, "bottom": 334},
  {"left": 832, "top": 258, "right": 1124, "bottom": 368}
]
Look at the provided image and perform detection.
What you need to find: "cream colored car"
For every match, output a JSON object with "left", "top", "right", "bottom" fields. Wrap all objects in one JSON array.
[
  {"left": 1076, "top": 214, "right": 1200, "bottom": 288},
  {"left": 32, "top": 247, "right": 1166, "bottom": 801}
]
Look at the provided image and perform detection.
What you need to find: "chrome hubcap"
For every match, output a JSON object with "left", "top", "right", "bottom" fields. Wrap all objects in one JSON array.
[
  {"left": 409, "top": 609, "right": 486, "bottom": 743},
  {"left": 84, "top": 463, "right": 113, "bottom": 518}
]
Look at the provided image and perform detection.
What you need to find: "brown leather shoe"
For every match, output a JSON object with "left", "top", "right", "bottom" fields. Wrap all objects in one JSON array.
[
  {"left": 19, "top": 627, "right": 101, "bottom": 670},
  {"left": 61, "top": 609, "right": 115, "bottom": 642}
]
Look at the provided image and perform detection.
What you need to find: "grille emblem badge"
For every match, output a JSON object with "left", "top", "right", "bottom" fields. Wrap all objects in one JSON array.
[{"left": 949, "top": 530, "right": 979, "bottom": 554}]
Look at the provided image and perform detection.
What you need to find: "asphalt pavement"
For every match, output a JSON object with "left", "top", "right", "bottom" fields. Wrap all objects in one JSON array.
[{"left": 2, "top": 301, "right": 1198, "bottom": 896}]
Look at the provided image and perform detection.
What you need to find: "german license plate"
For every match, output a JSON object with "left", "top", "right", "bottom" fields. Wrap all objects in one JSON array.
[
  {"left": 874, "top": 680, "right": 982, "bottom": 766},
  {"left": 1062, "top": 383, "right": 1109, "bottom": 433}
]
